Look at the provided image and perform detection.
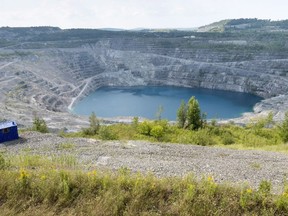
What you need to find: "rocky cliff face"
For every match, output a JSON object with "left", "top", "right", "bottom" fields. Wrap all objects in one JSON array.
[{"left": 0, "top": 25, "right": 288, "bottom": 129}]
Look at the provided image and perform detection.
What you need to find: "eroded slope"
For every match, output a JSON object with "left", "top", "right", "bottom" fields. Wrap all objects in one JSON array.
[{"left": 0, "top": 25, "right": 288, "bottom": 129}]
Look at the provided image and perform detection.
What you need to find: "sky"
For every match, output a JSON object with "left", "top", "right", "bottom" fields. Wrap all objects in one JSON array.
[{"left": 1, "top": 0, "right": 287, "bottom": 29}]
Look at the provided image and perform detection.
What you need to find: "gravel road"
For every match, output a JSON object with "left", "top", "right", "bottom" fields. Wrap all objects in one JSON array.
[{"left": 1, "top": 131, "right": 288, "bottom": 193}]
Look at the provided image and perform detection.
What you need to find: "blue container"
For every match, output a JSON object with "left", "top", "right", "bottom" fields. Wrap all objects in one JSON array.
[{"left": 0, "top": 121, "right": 19, "bottom": 143}]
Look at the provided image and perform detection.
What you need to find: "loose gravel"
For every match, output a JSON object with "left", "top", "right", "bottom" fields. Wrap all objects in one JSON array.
[{"left": 1, "top": 131, "right": 288, "bottom": 193}]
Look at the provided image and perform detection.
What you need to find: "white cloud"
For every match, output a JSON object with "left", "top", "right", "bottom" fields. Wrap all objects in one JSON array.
[{"left": 0, "top": 0, "right": 287, "bottom": 28}]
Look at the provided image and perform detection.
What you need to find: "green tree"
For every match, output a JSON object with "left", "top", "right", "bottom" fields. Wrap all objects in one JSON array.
[
  {"left": 132, "top": 116, "right": 139, "bottom": 128},
  {"left": 279, "top": 112, "right": 288, "bottom": 143},
  {"left": 32, "top": 116, "right": 49, "bottom": 133},
  {"left": 89, "top": 112, "right": 100, "bottom": 133},
  {"left": 187, "top": 96, "right": 204, "bottom": 130},
  {"left": 177, "top": 100, "right": 187, "bottom": 128},
  {"left": 155, "top": 105, "right": 164, "bottom": 121},
  {"left": 82, "top": 112, "right": 100, "bottom": 135}
]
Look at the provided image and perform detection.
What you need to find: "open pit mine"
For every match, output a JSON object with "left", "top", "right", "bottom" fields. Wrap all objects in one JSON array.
[{"left": 1, "top": 19, "right": 288, "bottom": 130}]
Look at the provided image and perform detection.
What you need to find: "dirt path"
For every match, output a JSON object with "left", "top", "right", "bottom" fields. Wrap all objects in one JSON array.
[
  {"left": 68, "top": 78, "right": 92, "bottom": 110},
  {"left": 1, "top": 131, "right": 288, "bottom": 193},
  {"left": 0, "top": 61, "right": 15, "bottom": 70}
]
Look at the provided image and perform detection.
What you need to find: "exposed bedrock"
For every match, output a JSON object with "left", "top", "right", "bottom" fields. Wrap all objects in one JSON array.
[{"left": 1, "top": 35, "right": 288, "bottom": 129}]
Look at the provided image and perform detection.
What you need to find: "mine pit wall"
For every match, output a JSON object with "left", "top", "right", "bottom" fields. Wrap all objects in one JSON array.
[
  {"left": 64, "top": 46, "right": 288, "bottom": 122},
  {"left": 70, "top": 66, "right": 287, "bottom": 115},
  {"left": 73, "top": 62, "right": 288, "bottom": 101},
  {"left": 2, "top": 45, "right": 288, "bottom": 128},
  {"left": 92, "top": 72, "right": 275, "bottom": 98},
  {"left": 73, "top": 43, "right": 288, "bottom": 98}
]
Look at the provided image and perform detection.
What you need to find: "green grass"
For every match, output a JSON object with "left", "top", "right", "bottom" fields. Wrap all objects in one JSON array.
[
  {"left": 6, "top": 154, "right": 78, "bottom": 170},
  {"left": 61, "top": 118, "right": 288, "bottom": 153},
  {"left": 7, "top": 116, "right": 288, "bottom": 214},
  {"left": 4, "top": 117, "right": 288, "bottom": 215},
  {"left": 250, "top": 162, "right": 262, "bottom": 170},
  {"left": 57, "top": 143, "right": 75, "bottom": 150},
  {"left": 1, "top": 153, "right": 288, "bottom": 215}
]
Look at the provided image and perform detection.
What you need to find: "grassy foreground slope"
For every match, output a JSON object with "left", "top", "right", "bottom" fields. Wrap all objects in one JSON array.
[
  {"left": 1, "top": 154, "right": 288, "bottom": 216},
  {"left": 0, "top": 113, "right": 286, "bottom": 215}
]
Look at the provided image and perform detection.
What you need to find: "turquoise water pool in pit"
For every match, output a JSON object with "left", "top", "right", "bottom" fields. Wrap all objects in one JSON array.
[{"left": 72, "top": 86, "right": 262, "bottom": 120}]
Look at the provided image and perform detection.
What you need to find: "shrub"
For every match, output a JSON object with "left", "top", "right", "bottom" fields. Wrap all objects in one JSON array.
[
  {"left": 191, "top": 129, "right": 216, "bottom": 146},
  {"left": 279, "top": 112, "right": 288, "bottom": 143},
  {"left": 32, "top": 116, "right": 49, "bottom": 133},
  {"left": 138, "top": 121, "right": 152, "bottom": 136},
  {"left": 150, "top": 125, "right": 164, "bottom": 140},
  {"left": 207, "top": 123, "right": 221, "bottom": 136},
  {"left": 155, "top": 119, "right": 169, "bottom": 130},
  {"left": 249, "top": 112, "right": 274, "bottom": 130},
  {"left": 99, "top": 127, "right": 118, "bottom": 140},
  {"left": 221, "top": 131, "right": 235, "bottom": 145},
  {"left": 82, "top": 112, "right": 100, "bottom": 136},
  {"left": 211, "top": 119, "right": 217, "bottom": 127},
  {"left": 137, "top": 120, "right": 168, "bottom": 139}
]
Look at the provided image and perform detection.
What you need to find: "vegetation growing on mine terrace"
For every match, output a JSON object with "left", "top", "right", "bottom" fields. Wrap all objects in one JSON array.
[
  {"left": 68, "top": 114, "right": 286, "bottom": 151},
  {"left": 82, "top": 112, "right": 100, "bottom": 136},
  {"left": 64, "top": 97, "right": 288, "bottom": 153},
  {"left": 177, "top": 96, "right": 206, "bottom": 130},
  {"left": 31, "top": 115, "right": 49, "bottom": 133}
]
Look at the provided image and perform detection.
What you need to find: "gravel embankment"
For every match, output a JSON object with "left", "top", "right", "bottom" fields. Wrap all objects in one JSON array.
[{"left": 1, "top": 131, "right": 288, "bottom": 193}]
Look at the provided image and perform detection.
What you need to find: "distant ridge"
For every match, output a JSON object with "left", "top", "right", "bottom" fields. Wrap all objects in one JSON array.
[
  {"left": 98, "top": 28, "right": 126, "bottom": 31},
  {"left": 1, "top": 18, "right": 288, "bottom": 33},
  {"left": 197, "top": 18, "right": 288, "bottom": 32},
  {"left": 129, "top": 28, "right": 197, "bottom": 32},
  {"left": 197, "top": 20, "right": 231, "bottom": 32}
]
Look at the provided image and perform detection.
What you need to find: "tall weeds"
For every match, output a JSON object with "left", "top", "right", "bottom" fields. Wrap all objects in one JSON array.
[{"left": 0, "top": 165, "right": 287, "bottom": 215}]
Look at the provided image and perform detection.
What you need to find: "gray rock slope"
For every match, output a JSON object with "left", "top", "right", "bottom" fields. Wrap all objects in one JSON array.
[{"left": 0, "top": 26, "right": 288, "bottom": 129}]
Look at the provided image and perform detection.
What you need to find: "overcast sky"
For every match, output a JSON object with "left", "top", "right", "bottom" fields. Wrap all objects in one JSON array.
[{"left": 1, "top": 0, "right": 287, "bottom": 29}]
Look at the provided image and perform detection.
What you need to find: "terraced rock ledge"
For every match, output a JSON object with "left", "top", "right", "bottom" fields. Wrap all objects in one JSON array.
[{"left": 0, "top": 22, "right": 288, "bottom": 130}]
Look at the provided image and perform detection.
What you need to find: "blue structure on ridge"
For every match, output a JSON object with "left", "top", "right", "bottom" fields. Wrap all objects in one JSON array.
[{"left": 0, "top": 121, "right": 19, "bottom": 143}]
